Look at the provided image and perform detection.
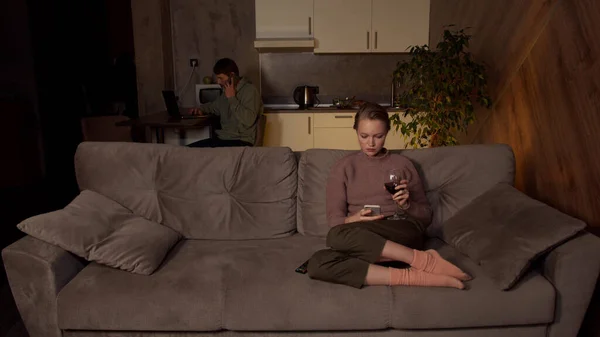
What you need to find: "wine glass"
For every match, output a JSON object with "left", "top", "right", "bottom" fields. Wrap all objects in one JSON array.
[{"left": 384, "top": 169, "right": 411, "bottom": 220}]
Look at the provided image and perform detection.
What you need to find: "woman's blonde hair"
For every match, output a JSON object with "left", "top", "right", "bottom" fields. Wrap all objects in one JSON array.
[{"left": 353, "top": 102, "right": 391, "bottom": 131}]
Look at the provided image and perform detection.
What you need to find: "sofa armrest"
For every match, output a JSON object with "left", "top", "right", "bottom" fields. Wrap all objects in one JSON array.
[
  {"left": 543, "top": 231, "right": 600, "bottom": 337},
  {"left": 2, "top": 235, "right": 86, "bottom": 337}
]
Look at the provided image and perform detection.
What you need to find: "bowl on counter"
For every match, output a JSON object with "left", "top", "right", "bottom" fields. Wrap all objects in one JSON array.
[{"left": 332, "top": 96, "right": 367, "bottom": 110}]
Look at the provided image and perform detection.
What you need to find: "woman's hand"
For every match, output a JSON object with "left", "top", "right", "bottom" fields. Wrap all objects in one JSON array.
[
  {"left": 391, "top": 179, "right": 410, "bottom": 209},
  {"left": 345, "top": 208, "right": 385, "bottom": 224}
]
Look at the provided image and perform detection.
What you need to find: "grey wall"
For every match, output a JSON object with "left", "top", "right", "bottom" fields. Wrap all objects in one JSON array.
[
  {"left": 171, "top": 0, "right": 259, "bottom": 107},
  {"left": 167, "top": 0, "right": 410, "bottom": 107},
  {"left": 131, "top": 0, "right": 174, "bottom": 116},
  {"left": 260, "top": 52, "right": 409, "bottom": 105}
]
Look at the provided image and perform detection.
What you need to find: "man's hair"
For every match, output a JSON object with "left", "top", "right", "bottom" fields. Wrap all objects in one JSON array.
[
  {"left": 213, "top": 58, "right": 239, "bottom": 76},
  {"left": 353, "top": 102, "right": 391, "bottom": 131}
]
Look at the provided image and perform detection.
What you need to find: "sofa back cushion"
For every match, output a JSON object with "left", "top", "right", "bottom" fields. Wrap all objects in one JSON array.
[
  {"left": 297, "top": 144, "right": 515, "bottom": 237},
  {"left": 75, "top": 142, "right": 297, "bottom": 239}
]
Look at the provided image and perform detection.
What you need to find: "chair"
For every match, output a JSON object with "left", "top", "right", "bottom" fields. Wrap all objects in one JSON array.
[
  {"left": 254, "top": 114, "right": 267, "bottom": 147},
  {"left": 80, "top": 115, "right": 132, "bottom": 142}
]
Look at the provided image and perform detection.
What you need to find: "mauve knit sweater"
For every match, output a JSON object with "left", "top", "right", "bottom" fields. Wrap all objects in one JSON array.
[{"left": 326, "top": 150, "right": 433, "bottom": 227}]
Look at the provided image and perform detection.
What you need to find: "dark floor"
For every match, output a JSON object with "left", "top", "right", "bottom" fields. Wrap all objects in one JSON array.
[{"left": 0, "top": 276, "right": 28, "bottom": 337}]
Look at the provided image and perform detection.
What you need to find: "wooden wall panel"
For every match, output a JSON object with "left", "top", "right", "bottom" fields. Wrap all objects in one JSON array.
[
  {"left": 473, "top": 0, "right": 600, "bottom": 228},
  {"left": 431, "top": 0, "right": 600, "bottom": 334},
  {"left": 429, "top": 0, "right": 557, "bottom": 97},
  {"left": 429, "top": 0, "right": 558, "bottom": 144}
]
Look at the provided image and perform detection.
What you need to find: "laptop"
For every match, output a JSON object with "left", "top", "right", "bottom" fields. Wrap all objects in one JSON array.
[{"left": 162, "top": 90, "right": 201, "bottom": 119}]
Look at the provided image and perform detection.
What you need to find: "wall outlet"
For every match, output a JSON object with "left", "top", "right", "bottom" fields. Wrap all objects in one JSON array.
[{"left": 189, "top": 59, "right": 198, "bottom": 67}]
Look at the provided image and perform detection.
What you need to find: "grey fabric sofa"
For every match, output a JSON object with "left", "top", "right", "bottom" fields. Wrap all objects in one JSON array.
[{"left": 3, "top": 142, "right": 600, "bottom": 337}]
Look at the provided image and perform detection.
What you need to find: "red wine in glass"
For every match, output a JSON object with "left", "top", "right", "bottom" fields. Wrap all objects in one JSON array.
[
  {"left": 384, "top": 182, "right": 399, "bottom": 194},
  {"left": 384, "top": 169, "right": 411, "bottom": 220}
]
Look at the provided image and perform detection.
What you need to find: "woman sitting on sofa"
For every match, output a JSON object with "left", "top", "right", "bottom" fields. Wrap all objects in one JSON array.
[{"left": 307, "top": 103, "right": 471, "bottom": 289}]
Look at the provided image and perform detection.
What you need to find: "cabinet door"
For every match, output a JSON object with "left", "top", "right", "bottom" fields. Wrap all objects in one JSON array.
[
  {"left": 256, "top": 0, "right": 314, "bottom": 39},
  {"left": 314, "top": 0, "right": 372, "bottom": 53},
  {"left": 371, "top": 0, "right": 430, "bottom": 53},
  {"left": 385, "top": 128, "right": 407, "bottom": 149},
  {"left": 314, "top": 128, "right": 360, "bottom": 150},
  {"left": 263, "top": 113, "right": 314, "bottom": 151},
  {"left": 385, "top": 112, "right": 408, "bottom": 149}
]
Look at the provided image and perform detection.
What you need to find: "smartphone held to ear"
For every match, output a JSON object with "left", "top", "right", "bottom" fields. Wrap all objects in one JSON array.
[
  {"left": 229, "top": 73, "right": 239, "bottom": 86},
  {"left": 364, "top": 205, "right": 381, "bottom": 216}
]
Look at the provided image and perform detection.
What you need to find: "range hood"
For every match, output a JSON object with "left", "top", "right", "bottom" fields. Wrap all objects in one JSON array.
[{"left": 253, "top": 38, "right": 315, "bottom": 52}]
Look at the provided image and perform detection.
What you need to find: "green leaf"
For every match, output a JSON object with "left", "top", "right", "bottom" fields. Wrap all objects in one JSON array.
[{"left": 390, "top": 25, "right": 492, "bottom": 148}]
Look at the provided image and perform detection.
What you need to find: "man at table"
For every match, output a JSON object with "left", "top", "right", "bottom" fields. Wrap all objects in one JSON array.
[{"left": 188, "top": 58, "right": 263, "bottom": 147}]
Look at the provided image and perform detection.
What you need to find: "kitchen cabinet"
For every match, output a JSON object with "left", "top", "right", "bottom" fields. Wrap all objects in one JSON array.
[
  {"left": 314, "top": 128, "right": 360, "bottom": 150},
  {"left": 311, "top": 111, "right": 407, "bottom": 150},
  {"left": 371, "top": 0, "right": 430, "bottom": 53},
  {"left": 313, "top": 112, "right": 360, "bottom": 150},
  {"left": 263, "top": 111, "right": 408, "bottom": 151},
  {"left": 313, "top": 0, "right": 372, "bottom": 53},
  {"left": 313, "top": 0, "right": 430, "bottom": 53},
  {"left": 255, "top": 0, "right": 314, "bottom": 39},
  {"left": 386, "top": 112, "right": 409, "bottom": 149},
  {"left": 263, "top": 113, "right": 314, "bottom": 151}
]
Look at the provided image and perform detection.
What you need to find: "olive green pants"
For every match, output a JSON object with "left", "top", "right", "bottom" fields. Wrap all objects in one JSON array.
[{"left": 307, "top": 220, "right": 425, "bottom": 289}]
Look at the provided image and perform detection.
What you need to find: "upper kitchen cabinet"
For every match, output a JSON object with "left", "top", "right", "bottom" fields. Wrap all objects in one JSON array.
[
  {"left": 371, "top": 0, "right": 430, "bottom": 53},
  {"left": 255, "top": 0, "right": 314, "bottom": 39},
  {"left": 313, "top": 0, "right": 430, "bottom": 54},
  {"left": 313, "top": 0, "right": 372, "bottom": 53}
]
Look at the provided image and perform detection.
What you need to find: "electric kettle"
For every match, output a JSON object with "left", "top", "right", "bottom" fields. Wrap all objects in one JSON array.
[{"left": 293, "top": 85, "right": 319, "bottom": 109}]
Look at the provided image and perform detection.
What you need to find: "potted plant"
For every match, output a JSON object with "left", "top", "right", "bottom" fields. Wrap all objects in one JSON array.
[{"left": 390, "top": 27, "right": 492, "bottom": 148}]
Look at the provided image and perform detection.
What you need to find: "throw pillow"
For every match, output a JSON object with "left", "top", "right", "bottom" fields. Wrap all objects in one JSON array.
[
  {"left": 17, "top": 190, "right": 181, "bottom": 275},
  {"left": 441, "top": 182, "right": 586, "bottom": 290}
]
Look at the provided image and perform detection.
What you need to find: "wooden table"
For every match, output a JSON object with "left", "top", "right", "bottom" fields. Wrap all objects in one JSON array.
[{"left": 115, "top": 112, "right": 216, "bottom": 143}]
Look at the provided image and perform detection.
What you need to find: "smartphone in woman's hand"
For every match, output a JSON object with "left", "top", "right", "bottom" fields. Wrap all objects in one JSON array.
[{"left": 364, "top": 205, "right": 381, "bottom": 216}]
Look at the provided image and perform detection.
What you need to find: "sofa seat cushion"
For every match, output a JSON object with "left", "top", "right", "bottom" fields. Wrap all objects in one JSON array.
[
  {"left": 222, "top": 236, "right": 392, "bottom": 331},
  {"left": 57, "top": 239, "right": 226, "bottom": 331},
  {"left": 390, "top": 239, "right": 556, "bottom": 329},
  {"left": 57, "top": 236, "right": 555, "bottom": 332}
]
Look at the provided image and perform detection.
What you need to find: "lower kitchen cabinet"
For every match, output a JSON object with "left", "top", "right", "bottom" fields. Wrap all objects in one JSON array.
[
  {"left": 263, "top": 111, "right": 408, "bottom": 151},
  {"left": 312, "top": 111, "right": 408, "bottom": 150},
  {"left": 314, "top": 128, "right": 360, "bottom": 150},
  {"left": 385, "top": 112, "right": 408, "bottom": 150},
  {"left": 312, "top": 112, "right": 358, "bottom": 150},
  {"left": 263, "top": 113, "right": 314, "bottom": 151}
]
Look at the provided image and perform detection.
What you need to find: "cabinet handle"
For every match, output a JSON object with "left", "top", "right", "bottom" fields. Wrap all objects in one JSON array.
[
  {"left": 367, "top": 31, "right": 370, "bottom": 50},
  {"left": 308, "top": 17, "right": 312, "bottom": 35},
  {"left": 334, "top": 115, "right": 353, "bottom": 119},
  {"left": 308, "top": 116, "right": 311, "bottom": 134},
  {"left": 375, "top": 31, "right": 378, "bottom": 49}
]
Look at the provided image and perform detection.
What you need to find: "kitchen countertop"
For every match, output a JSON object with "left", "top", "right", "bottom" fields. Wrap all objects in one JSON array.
[{"left": 264, "top": 105, "right": 405, "bottom": 113}]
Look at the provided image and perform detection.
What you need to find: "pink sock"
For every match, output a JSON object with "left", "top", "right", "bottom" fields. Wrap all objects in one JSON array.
[
  {"left": 389, "top": 267, "right": 465, "bottom": 289},
  {"left": 411, "top": 249, "right": 472, "bottom": 281}
]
